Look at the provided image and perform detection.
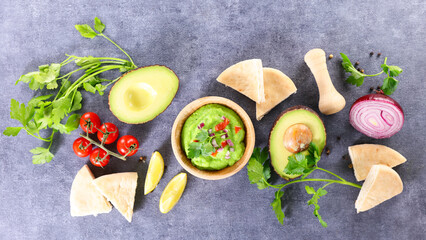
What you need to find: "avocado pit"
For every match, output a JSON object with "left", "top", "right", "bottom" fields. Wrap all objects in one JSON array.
[{"left": 283, "top": 123, "right": 312, "bottom": 153}]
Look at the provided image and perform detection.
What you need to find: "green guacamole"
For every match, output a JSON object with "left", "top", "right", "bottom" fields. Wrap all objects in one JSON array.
[{"left": 181, "top": 104, "right": 246, "bottom": 170}]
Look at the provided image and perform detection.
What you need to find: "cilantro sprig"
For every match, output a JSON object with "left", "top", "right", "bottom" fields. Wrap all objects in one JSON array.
[
  {"left": 340, "top": 53, "right": 402, "bottom": 95},
  {"left": 247, "top": 144, "right": 361, "bottom": 227},
  {"left": 187, "top": 130, "right": 215, "bottom": 158},
  {"left": 3, "top": 17, "right": 137, "bottom": 164}
]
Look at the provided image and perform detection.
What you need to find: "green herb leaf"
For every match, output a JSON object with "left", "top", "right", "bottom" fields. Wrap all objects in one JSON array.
[
  {"left": 51, "top": 97, "right": 70, "bottom": 124},
  {"left": 247, "top": 147, "right": 272, "bottom": 189},
  {"left": 30, "top": 147, "right": 54, "bottom": 164},
  {"left": 75, "top": 56, "right": 101, "bottom": 67},
  {"left": 381, "top": 63, "right": 402, "bottom": 77},
  {"left": 195, "top": 130, "right": 209, "bottom": 142},
  {"left": 284, "top": 153, "right": 308, "bottom": 175},
  {"left": 64, "top": 114, "right": 81, "bottom": 133},
  {"left": 201, "top": 143, "right": 214, "bottom": 156},
  {"left": 9, "top": 99, "right": 35, "bottom": 126},
  {"left": 3, "top": 127, "right": 23, "bottom": 136},
  {"left": 247, "top": 157, "right": 265, "bottom": 184},
  {"left": 94, "top": 17, "right": 105, "bottom": 33},
  {"left": 381, "top": 77, "right": 399, "bottom": 95},
  {"left": 187, "top": 142, "right": 202, "bottom": 158},
  {"left": 340, "top": 53, "right": 366, "bottom": 87},
  {"left": 305, "top": 185, "right": 328, "bottom": 228},
  {"left": 70, "top": 91, "right": 82, "bottom": 112},
  {"left": 28, "top": 94, "right": 53, "bottom": 107},
  {"left": 75, "top": 24, "right": 98, "bottom": 39},
  {"left": 271, "top": 190, "right": 285, "bottom": 225}
]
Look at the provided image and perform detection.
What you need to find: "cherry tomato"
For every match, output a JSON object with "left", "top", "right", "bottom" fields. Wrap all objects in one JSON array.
[
  {"left": 80, "top": 112, "right": 101, "bottom": 134},
  {"left": 215, "top": 117, "right": 230, "bottom": 131},
  {"left": 117, "top": 135, "right": 139, "bottom": 156},
  {"left": 72, "top": 137, "right": 93, "bottom": 157},
  {"left": 97, "top": 123, "right": 119, "bottom": 144},
  {"left": 90, "top": 148, "right": 110, "bottom": 167},
  {"left": 211, "top": 149, "right": 218, "bottom": 157}
]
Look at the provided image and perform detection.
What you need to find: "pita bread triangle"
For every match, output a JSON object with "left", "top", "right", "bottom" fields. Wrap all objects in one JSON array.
[
  {"left": 70, "top": 165, "right": 112, "bottom": 217},
  {"left": 256, "top": 68, "right": 297, "bottom": 120},
  {"left": 355, "top": 165, "right": 403, "bottom": 213},
  {"left": 217, "top": 59, "right": 265, "bottom": 103},
  {"left": 348, "top": 144, "right": 407, "bottom": 181},
  {"left": 93, "top": 172, "right": 138, "bottom": 222}
]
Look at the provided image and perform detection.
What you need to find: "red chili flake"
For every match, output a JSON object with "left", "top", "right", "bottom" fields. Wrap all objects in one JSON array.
[
  {"left": 215, "top": 117, "right": 230, "bottom": 131},
  {"left": 221, "top": 141, "right": 227, "bottom": 147},
  {"left": 193, "top": 140, "right": 199, "bottom": 142},
  {"left": 235, "top": 126, "right": 242, "bottom": 134},
  {"left": 211, "top": 149, "right": 218, "bottom": 157}
]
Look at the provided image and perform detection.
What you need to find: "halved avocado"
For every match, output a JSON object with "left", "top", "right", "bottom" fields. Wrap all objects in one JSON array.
[
  {"left": 269, "top": 106, "right": 326, "bottom": 180},
  {"left": 109, "top": 65, "right": 179, "bottom": 124}
]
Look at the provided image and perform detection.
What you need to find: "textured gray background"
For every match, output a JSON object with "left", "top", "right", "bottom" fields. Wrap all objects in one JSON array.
[{"left": 0, "top": 0, "right": 425, "bottom": 239}]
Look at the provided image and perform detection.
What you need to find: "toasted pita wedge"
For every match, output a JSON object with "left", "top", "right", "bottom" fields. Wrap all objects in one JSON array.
[
  {"left": 256, "top": 68, "right": 297, "bottom": 120},
  {"left": 355, "top": 165, "right": 403, "bottom": 213},
  {"left": 70, "top": 165, "right": 112, "bottom": 217},
  {"left": 217, "top": 59, "right": 265, "bottom": 103},
  {"left": 348, "top": 144, "right": 406, "bottom": 181},
  {"left": 93, "top": 172, "right": 138, "bottom": 222}
]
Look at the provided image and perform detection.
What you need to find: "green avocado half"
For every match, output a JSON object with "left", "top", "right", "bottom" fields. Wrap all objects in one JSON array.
[
  {"left": 109, "top": 65, "right": 179, "bottom": 124},
  {"left": 269, "top": 106, "right": 326, "bottom": 180}
]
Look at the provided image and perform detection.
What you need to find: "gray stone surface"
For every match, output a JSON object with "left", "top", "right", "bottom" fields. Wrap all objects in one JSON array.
[{"left": 0, "top": 0, "right": 425, "bottom": 239}]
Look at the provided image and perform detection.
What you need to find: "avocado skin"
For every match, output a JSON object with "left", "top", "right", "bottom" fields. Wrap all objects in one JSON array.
[
  {"left": 108, "top": 65, "right": 179, "bottom": 124},
  {"left": 268, "top": 105, "right": 327, "bottom": 180}
]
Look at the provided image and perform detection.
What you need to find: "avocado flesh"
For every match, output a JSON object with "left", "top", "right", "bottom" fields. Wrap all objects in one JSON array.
[
  {"left": 269, "top": 107, "right": 326, "bottom": 180},
  {"left": 109, "top": 65, "right": 179, "bottom": 124}
]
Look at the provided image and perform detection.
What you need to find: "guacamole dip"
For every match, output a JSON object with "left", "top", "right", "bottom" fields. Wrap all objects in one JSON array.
[{"left": 181, "top": 104, "right": 246, "bottom": 170}]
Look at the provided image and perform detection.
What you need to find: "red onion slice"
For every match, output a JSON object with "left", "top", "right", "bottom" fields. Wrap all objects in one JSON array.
[
  {"left": 230, "top": 147, "right": 234, "bottom": 152},
  {"left": 225, "top": 151, "right": 230, "bottom": 159},
  {"left": 211, "top": 139, "right": 219, "bottom": 148},
  {"left": 197, "top": 122, "right": 205, "bottom": 129},
  {"left": 217, "top": 147, "right": 224, "bottom": 152},
  {"left": 349, "top": 93, "right": 404, "bottom": 139},
  {"left": 226, "top": 139, "right": 234, "bottom": 146}
]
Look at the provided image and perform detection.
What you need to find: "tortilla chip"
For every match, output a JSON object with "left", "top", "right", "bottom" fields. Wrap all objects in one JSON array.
[
  {"left": 256, "top": 68, "right": 297, "bottom": 120},
  {"left": 217, "top": 59, "right": 265, "bottom": 103}
]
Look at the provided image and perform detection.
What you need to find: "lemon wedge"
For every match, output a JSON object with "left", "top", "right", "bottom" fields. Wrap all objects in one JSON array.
[
  {"left": 144, "top": 151, "right": 165, "bottom": 195},
  {"left": 159, "top": 173, "right": 187, "bottom": 214}
]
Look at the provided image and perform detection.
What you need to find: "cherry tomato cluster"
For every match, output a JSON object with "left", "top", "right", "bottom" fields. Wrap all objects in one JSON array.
[{"left": 73, "top": 112, "right": 140, "bottom": 167}]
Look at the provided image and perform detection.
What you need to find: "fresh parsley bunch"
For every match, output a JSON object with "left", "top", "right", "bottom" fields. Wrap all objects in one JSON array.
[
  {"left": 340, "top": 53, "right": 402, "bottom": 95},
  {"left": 3, "top": 17, "right": 137, "bottom": 164},
  {"left": 247, "top": 144, "right": 361, "bottom": 228}
]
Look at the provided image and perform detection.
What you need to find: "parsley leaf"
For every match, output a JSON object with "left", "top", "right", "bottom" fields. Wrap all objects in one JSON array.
[
  {"left": 271, "top": 190, "right": 285, "bottom": 225},
  {"left": 201, "top": 143, "right": 215, "bottom": 156},
  {"left": 340, "top": 53, "right": 366, "bottom": 86},
  {"left": 9, "top": 99, "right": 35, "bottom": 126},
  {"left": 305, "top": 185, "right": 328, "bottom": 228},
  {"left": 341, "top": 53, "right": 402, "bottom": 95},
  {"left": 284, "top": 153, "right": 308, "bottom": 176},
  {"left": 381, "top": 77, "right": 399, "bottom": 95},
  {"left": 187, "top": 142, "right": 202, "bottom": 158},
  {"left": 247, "top": 147, "right": 271, "bottom": 190},
  {"left": 195, "top": 130, "right": 209, "bottom": 142},
  {"left": 94, "top": 17, "right": 105, "bottom": 33},
  {"left": 3, "top": 127, "right": 23, "bottom": 136},
  {"left": 75, "top": 24, "right": 98, "bottom": 39},
  {"left": 30, "top": 147, "right": 54, "bottom": 164}
]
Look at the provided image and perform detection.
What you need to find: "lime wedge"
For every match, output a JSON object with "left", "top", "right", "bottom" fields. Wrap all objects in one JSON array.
[
  {"left": 144, "top": 151, "right": 164, "bottom": 195},
  {"left": 159, "top": 173, "right": 187, "bottom": 214}
]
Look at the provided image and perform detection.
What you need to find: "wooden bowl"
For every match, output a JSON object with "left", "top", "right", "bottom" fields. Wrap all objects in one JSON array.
[{"left": 171, "top": 96, "right": 255, "bottom": 180}]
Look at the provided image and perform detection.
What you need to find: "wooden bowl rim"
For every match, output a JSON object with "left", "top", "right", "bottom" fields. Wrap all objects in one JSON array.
[{"left": 171, "top": 96, "right": 255, "bottom": 180}]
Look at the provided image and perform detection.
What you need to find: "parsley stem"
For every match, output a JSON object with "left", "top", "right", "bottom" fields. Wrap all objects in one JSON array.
[
  {"left": 24, "top": 129, "right": 51, "bottom": 142},
  {"left": 98, "top": 33, "right": 136, "bottom": 68},
  {"left": 273, "top": 178, "right": 361, "bottom": 191},
  {"left": 47, "top": 130, "right": 56, "bottom": 150},
  {"left": 65, "top": 54, "right": 129, "bottom": 63},
  {"left": 316, "top": 167, "right": 345, "bottom": 181},
  {"left": 364, "top": 71, "right": 383, "bottom": 77}
]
